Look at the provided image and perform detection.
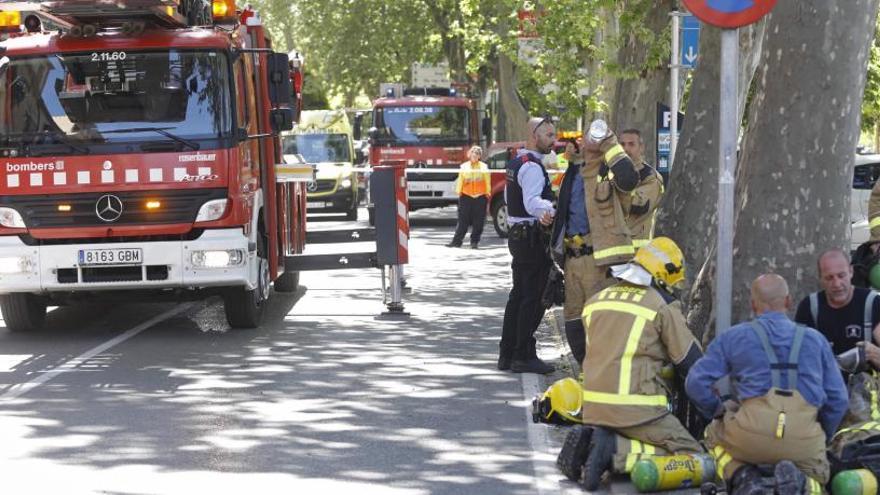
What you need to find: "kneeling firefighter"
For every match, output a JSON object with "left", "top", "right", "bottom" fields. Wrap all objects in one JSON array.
[
  {"left": 557, "top": 237, "right": 707, "bottom": 490},
  {"left": 685, "top": 273, "right": 849, "bottom": 494}
]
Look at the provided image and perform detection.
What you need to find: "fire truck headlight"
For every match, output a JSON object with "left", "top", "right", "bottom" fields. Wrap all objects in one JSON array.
[
  {"left": 0, "top": 256, "right": 33, "bottom": 275},
  {"left": 0, "top": 207, "right": 26, "bottom": 228},
  {"left": 195, "top": 199, "right": 228, "bottom": 223},
  {"left": 341, "top": 179, "right": 352, "bottom": 189},
  {"left": 191, "top": 249, "right": 244, "bottom": 269}
]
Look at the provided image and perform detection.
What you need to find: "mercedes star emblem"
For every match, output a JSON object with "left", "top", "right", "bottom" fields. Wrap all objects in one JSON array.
[
  {"left": 307, "top": 180, "right": 318, "bottom": 192},
  {"left": 95, "top": 194, "right": 124, "bottom": 223}
]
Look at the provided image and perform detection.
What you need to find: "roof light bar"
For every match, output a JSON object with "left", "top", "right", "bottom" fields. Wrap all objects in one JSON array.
[
  {"left": 212, "top": 0, "right": 237, "bottom": 21},
  {"left": 0, "top": 10, "right": 21, "bottom": 32}
]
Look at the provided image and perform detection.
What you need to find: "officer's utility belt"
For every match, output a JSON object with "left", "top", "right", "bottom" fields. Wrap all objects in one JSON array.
[
  {"left": 564, "top": 235, "right": 593, "bottom": 258},
  {"left": 510, "top": 222, "right": 538, "bottom": 241}
]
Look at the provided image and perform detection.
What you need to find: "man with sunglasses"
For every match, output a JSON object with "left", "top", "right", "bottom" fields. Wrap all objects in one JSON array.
[{"left": 498, "top": 116, "right": 558, "bottom": 374}]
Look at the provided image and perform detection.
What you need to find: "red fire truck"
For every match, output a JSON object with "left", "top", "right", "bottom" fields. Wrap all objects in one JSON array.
[
  {"left": 0, "top": 0, "right": 308, "bottom": 331},
  {"left": 360, "top": 87, "right": 489, "bottom": 224}
]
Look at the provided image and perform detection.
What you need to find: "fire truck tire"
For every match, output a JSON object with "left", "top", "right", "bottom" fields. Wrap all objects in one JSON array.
[
  {"left": 491, "top": 197, "right": 509, "bottom": 238},
  {"left": 223, "top": 228, "right": 269, "bottom": 328},
  {"left": 367, "top": 206, "right": 376, "bottom": 226},
  {"left": 274, "top": 271, "right": 300, "bottom": 293},
  {"left": 0, "top": 293, "right": 47, "bottom": 332}
]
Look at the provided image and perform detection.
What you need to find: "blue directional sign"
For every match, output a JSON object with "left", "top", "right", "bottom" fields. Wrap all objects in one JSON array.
[{"left": 680, "top": 14, "right": 700, "bottom": 69}]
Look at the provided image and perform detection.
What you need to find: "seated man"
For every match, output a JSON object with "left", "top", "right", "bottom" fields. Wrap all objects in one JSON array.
[
  {"left": 575, "top": 237, "right": 704, "bottom": 490},
  {"left": 686, "top": 274, "right": 848, "bottom": 494},
  {"left": 794, "top": 248, "right": 880, "bottom": 367}
]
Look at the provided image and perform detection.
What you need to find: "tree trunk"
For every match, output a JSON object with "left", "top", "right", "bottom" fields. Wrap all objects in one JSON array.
[
  {"left": 730, "top": 0, "right": 880, "bottom": 321},
  {"left": 655, "top": 22, "right": 766, "bottom": 262},
  {"left": 610, "top": 0, "right": 673, "bottom": 166},
  {"left": 654, "top": 21, "right": 765, "bottom": 341},
  {"left": 496, "top": 53, "right": 529, "bottom": 141}
]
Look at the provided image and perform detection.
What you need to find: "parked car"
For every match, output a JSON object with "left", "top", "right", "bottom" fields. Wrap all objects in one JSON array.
[{"left": 851, "top": 153, "right": 880, "bottom": 250}]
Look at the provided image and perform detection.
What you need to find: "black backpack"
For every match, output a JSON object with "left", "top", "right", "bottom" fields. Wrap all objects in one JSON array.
[{"left": 852, "top": 241, "right": 880, "bottom": 289}]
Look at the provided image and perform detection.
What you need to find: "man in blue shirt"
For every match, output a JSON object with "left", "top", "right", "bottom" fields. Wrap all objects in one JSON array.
[
  {"left": 686, "top": 274, "right": 848, "bottom": 494},
  {"left": 498, "top": 117, "right": 557, "bottom": 374}
]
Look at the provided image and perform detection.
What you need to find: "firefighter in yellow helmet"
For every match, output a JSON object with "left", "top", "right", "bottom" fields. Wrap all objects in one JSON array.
[{"left": 575, "top": 237, "right": 704, "bottom": 490}]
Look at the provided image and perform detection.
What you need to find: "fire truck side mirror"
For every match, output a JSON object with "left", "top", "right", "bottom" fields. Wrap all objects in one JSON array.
[
  {"left": 270, "top": 108, "right": 295, "bottom": 133},
  {"left": 267, "top": 53, "right": 293, "bottom": 109}
]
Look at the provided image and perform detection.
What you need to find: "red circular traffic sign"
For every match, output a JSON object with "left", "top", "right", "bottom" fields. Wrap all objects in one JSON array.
[{"left": 682, "top": 0, "right": 777, "bottom": 28}]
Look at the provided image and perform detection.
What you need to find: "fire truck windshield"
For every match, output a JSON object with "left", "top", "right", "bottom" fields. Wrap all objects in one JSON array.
[
  {"left": 374, "top": 106, "right": 469, "bottom": 145},
  {"left": 283, "top": 134, "right": 351, "bottom": 163},
  {"left": 0, "top": 50, "right": 232, "bottom": 155}
]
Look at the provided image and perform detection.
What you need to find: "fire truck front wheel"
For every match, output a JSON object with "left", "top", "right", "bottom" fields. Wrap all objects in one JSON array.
[
  {"left": 223, "top": 230, "right": 270, "bottom": 328},
  {"left": 0, "top": 293, "right": 47, "bottom": 332}
]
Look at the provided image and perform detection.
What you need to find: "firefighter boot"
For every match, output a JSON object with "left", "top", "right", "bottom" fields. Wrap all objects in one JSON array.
[
  {"left": 729, "top": 465, "right": 768, "bottom": 495},
  {"left": 773, "top": 460, "right": 806, "bottom": 495},
  {"left": 581, "top": 426, "right": 615, "bottom": 490},
  {"left": 564, "top": 319, "right": 586, "bottom": 366},
  {"left": 556, "top": 425, "right": 593, "bottom": 481}
]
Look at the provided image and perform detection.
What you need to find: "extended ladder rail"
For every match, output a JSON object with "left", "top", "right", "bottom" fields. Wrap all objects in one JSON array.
[{"left": 36, "top": 0, "right": 203, "bottom": 29}]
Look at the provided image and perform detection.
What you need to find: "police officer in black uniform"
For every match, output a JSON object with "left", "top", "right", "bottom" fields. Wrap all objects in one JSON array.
[{"left": 498, "top": 117, "right": 557, "bottom": 374}]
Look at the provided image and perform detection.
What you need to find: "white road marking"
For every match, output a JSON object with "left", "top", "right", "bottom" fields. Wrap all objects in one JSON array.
[
  {"left": 0, "top": 303, "right": 193, "bottom": 401},
  {"left": 522, "top": 372, "right": 577, "bottom": 495}
]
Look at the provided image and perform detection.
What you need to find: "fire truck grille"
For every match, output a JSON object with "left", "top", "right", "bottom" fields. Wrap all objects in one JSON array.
[
  {"left": 0, "top": 189, "right": 227, "bottom": 229},
  {"left": 314, "top": 180, "right": 336, "bottom": 193},
  {"left": 57, "top": 265, "right": 170, "bottom": 284}
]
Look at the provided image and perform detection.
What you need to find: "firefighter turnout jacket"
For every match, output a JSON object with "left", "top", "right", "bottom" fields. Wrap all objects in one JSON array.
[
  {"left": 623, "top": 163, "right": 664, "bottom": 249},
  {"left": 581, "top": 281, "right": 701, "bottom": 429},
  {"left": 581, "top": 134, "right": 640, "bottom": 266}
]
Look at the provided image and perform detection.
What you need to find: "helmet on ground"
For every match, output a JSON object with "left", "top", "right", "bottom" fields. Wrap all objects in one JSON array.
[
  {"left": 633, "top": 237, "right": 685, "bottom": 289},
  {"left": 531, "top": 377, "right": 583, "bottom": 425}
]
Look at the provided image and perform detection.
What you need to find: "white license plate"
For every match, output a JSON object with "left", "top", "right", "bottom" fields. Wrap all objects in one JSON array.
[
  {"left": 306, "top": 201, "right": 327, "bottom": 208},
  {"left": 78, "top": 248, "right": 143, "bottom": 266},
  {"left": 408, "top": 182, "right": 437, "bottom": 192}
]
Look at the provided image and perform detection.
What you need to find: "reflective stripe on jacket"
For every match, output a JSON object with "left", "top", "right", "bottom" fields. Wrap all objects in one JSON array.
[
  {"left": 582, "top": 138, "right": 639, "bottom": 266},
  {"left": 581, "top": 281, "right": 700, "bottom": 428}
]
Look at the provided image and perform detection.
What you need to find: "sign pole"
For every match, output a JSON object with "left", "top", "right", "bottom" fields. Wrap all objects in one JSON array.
[
  {"left": 715, "top": 28, "right": 739, "bottom": 334},
  {"left": 670, "top": 11, "right": 680, "bottom": 164}
]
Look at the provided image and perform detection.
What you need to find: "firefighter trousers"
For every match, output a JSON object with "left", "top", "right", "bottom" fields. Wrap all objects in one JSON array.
[
  {"left": 451, "top": 195, "right": 487, "bottom": 246},
  {"left": 610, "top": 413, "right": 704, "bottom": 473},
  {"left": 705, "top": 410, "right": 829, "bottom": 488},
  {"left": 562, "top": 249, "right": 610, "bottom": 321}
]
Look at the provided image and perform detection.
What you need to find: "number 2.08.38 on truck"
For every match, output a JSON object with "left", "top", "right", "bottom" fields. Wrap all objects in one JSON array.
[{"left": 0, "top": 0, "right": 308, "bottom": 332}]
